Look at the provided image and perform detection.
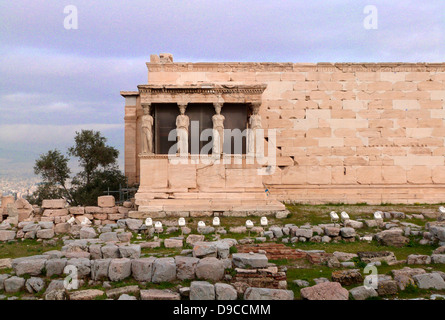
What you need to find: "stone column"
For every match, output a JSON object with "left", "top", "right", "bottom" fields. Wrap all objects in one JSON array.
[
  {"left": 212, "top": 102, "right": 225, "bottom": 156},
  {"left": 176, "top": 103, "right": 190, "bottom": 156},
  {"left": 141, "top": 103, "right": 154, "bottom": 154}
]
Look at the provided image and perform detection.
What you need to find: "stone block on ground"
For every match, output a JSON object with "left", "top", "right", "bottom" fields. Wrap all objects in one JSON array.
[
  {"left": 140, "top": 289, "right": 180, "bottom": 300},
  {"left": 152, "top": 258, "right": 176, "bottom": 283},
  {"left": 232, "top": 253, "right": 268, "bottom": 269},
  {"left": 300, "top": 282, "right": 349, "bottom": 300},
  {"left": 98, "top": 196, "right": 115, "bottom": 208},
  {"left": 132, "top": 257, "right": 156, "bottom": 282},
  {"left": 108, "top": 258, "right": 132, "bottom": 281},
  {"left": 195, "top": 257, "right": 225, "bottom": 282},
  {"left": 244, "top": 287, "right": 294, "bottom": 300},
  {"left": 190, "top": 281, "right": 215, "bottom": 300}
]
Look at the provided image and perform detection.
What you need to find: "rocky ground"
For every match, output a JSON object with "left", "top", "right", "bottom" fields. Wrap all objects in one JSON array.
[{"left": 1, "top": 200, "right": 445, "bottom": 300}]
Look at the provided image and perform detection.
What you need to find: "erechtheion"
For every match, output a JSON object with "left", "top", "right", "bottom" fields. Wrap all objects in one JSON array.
[{"left": 121, "top": 53, "right": 445, "bottom": 217}]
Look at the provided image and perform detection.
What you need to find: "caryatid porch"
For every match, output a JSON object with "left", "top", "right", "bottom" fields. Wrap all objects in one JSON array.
[{"left": 121, "top": 84, "right": 287, "bottom": 218}]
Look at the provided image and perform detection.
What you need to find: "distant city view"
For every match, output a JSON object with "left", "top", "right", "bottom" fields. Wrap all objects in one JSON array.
[{"left": 0, "top": 175, "right": 42, "bottom": 198}]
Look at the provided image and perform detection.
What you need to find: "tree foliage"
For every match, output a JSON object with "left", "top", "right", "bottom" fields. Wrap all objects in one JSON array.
[{"left": 31, "top": 130, "right": 126, "bottom": 206}]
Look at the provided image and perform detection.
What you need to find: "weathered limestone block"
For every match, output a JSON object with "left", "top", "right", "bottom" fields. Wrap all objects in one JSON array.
[
  {"left": 140, "top": 289, "right": 180, "bottom": 300},
  {"left": 152, "top": 258, "right": 176, "bottom": 283},
  {"left": 4, "top": 276, "right": 26, "bottom": 293},
  {"left": 13, "top": 256, "right": 47, "bottom": 276},
  {"left": 37, "top": 229, "right": 55, "bottom": 239},
  {"left": 99, "top": 232, "right": 119, "bottom": 242},
  {"left": 349, "top": 286, "right": 378, "bottom": 300},
  {"left": 69, "top": 289, "right": 104, "bottom": 300},
  {"left": 91, "top": 259, "right": 111, "bottom": 281},
  {"left": 186, "top": 234, "right": 205, "bottom": 245},
  {"left": 375, "top": 229, "right": 409, "bottom": 247},
  {"left": 0, "top": 230, "right": 16, "bottom": 241},
  {"left": 244, "top": 287, "right": 294, "bottom": 300},
  {"left": 118, "top": 244, "right": 141, "bottom": 259},
  {"left": 376, "top": 280, "right": 398, "bottom": 296},
  {"left": 195, "top": 257, "right": 225, "bottom": 282},
  {"left": 42, "top": 199, "right": 66, "bottom": 209},
  {"left": 331, "top": 269, "right": 364, "bottom": 286},
  {"left": 413, "top": 273, "right": 445, "bottom": 290},
  {"left": 85, "top": 206, "right": 102, "bottom": 214},
  {"left": 108, "top": 258, "right": 132, "bottom": 281},
  {"left": 98, "top": 196, "right": 115, "bottom": 208},
  {"left": 300, "top": 282, "right": 348, "bottom": 300},
  {"left": 190, "top": 281, "right": 215, "bottom": 300},
  {"left": 232, "top": 253, "right": 268, "bottom": 269},
  {"left": 175, "top": 256, "right": 199, "bottom": 280},
  {"left": 432, "top": 254, "right": 445, "bottom": 264},
  {"left": 25, "top": 277, "right": 45, "bottom": 293},
  {"left": 43, "top": 209, "right": 68, "bottom": 217},
  {"left": 340, "top": 227, "right": 356, "bottom": 238},
  {"left": 106, "top": 285, "right": 140, "bottom": 299},
  {"left": 407, "top": 254, "right": 431, "bottom": 265},
  {"left": 55, "top": 223, "right": 70, "bottom": 234},
  {"left": 164, "top": 238, "right": 183, "bottom": 248},
  {"left": 45, "top": 258, "right": 67, "bottom": 277},
  {"left": 69, "top": 207, "right": 85, "bottom": 215},
  {"left": 80, "top": 227, "right": 97, "bottom": 239},
  {"left": 66, "top": 258, "right": 91, "bottom": 278},
  {"left": 132, "top": 257, "right": 156, "bottom": 282},
  {"left": 215, "top": 283, "right": 237, "bottom": 300},
  {"left": 193, "top": 242, "right": 217, "bottom": 258}
]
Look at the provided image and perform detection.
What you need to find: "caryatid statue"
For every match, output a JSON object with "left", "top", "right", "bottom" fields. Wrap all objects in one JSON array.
[
  {"left": 141, "top": 104, "right": 154, "bottom": 154},
  {"left": 212, "top": 102, "right": 225, "bottom": 155},
  {"left": 176, "top": 103, "right": 190, "bottom": 155},
  {"left": 248, "top": 102, "right": 263, "bottom": 156}
]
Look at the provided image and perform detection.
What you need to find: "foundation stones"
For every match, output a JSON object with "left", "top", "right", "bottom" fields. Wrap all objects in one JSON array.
[
  {"left": 195, "top": 257, "right": 225, "bottom": 281},
  {"left": 131, "top": 257, "right": 156, "bottom": 282},
  {"left": 80, "top": 227, "right": 97, "bottom": 239},
  {"left": 244, "top": 287, "right": 294, "bottom": 300},
  {"left": 349, "top": 286, "right": 378, "bottom": 300},
  {"left": 175, "top": 256, "right": 199, "bottom": 280},
  {"left": 45, "top": 258, "right": 67, "bottom": 277},
  {"left": 215, "top": 283, "right": 237, "bottom": 300},
  {"left": 118, "top": 244, "right": 141, "bottom": 259},
  {"left": 140, "top": 289, "right": 180, "bottom": 300},
  {"left": 25, "top": 277, "right": 45, "bottom": 294},
  {"left": 375, "top": 229, "right": 409, "bottom": 247},
  {"left": 413, "top": 273, "right": 445, "bottom": 290},
  {"left": 108, "top": 258, "right": 132, "bottom": 281},
  {"left": 232, "top": 253, "right": 268, "bottom": 269},
  {"left": 13, "top": 256, "right": 47, "bottom": 276},
  {"left": 91, "top": 259, "right": 111, "bottom": 281},
  {"left": 152, "top": 257, "right": 176, "bottom": 283},
  {"left": 4, "top": 276, "right": 26, "bottom": 293},
  {"left": 407, "top": 254, "right": 431, "bottom": 265},
  {"left": 376, "top": 280, "right": 398, "bottom": 296},
  {"left": 300, "top": 282, "right": 349, "bottom": 300},
  {"left": 331, "top": 269, "right": 364, "bottom": 286},
  {"left": 190, "top": 281, "right": 215, "bottom": 300}
]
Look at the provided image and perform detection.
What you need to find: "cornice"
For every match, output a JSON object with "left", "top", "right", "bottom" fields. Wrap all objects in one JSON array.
[{"left": 146, "top": 62, "right": 445, "bottom": 73}]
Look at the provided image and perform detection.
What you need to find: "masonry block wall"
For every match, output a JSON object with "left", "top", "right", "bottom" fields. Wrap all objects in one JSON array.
[{"left": 124, "top": 59, "right": 445, "bottom": 204}]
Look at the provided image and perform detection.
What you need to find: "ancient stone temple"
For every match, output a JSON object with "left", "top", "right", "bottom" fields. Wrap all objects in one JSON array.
[{"left": 121, "top": 53, "right": 445, "bottom": 212}]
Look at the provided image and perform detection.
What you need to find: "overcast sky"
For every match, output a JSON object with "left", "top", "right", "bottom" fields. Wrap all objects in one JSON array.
[{"left": 0, "top": 0, "right": 444, "bottom": 178}]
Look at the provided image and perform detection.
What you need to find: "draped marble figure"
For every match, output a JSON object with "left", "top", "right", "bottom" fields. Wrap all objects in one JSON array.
[
  {"left": 212, "top": 103, "right": 225, "bottom": 155},
  {"left": 141, "top": 104, "right": 154, "bottom": 154},
  {"left": 176, "top": 104, "right": 190, "bottom": 155},
  {"left": 248, "top": 104, "right": 263, "bottom": 156}
]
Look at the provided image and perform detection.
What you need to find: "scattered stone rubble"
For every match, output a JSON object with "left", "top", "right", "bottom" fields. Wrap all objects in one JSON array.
[{"left": 2, "top": 196, "right": 445, "bottom": 300}]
